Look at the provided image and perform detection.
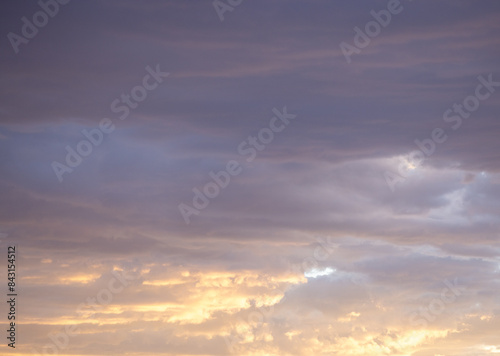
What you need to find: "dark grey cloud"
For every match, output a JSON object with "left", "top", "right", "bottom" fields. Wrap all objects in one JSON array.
[{"left": 1, "top": 0, "right": 500, "bottom": 355}]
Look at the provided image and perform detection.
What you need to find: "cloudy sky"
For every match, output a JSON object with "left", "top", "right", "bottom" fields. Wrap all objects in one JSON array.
[{"left": 1, "top": 0, "right": 500, "bottom": 355}]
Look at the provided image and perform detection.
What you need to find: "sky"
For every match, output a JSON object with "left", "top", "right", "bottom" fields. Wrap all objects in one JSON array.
[{"left": 0, "top": 0, "right": 500, "bottom": 355}]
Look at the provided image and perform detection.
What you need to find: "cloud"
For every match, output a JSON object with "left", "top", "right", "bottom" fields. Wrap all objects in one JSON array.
[{"left": 1, "top": 0, "right": 500, "bottom": 355}]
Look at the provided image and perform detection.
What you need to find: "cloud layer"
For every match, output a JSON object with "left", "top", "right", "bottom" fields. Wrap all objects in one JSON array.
[{"left": 0, "top": 0, "right": 499, "bottom": 355}]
